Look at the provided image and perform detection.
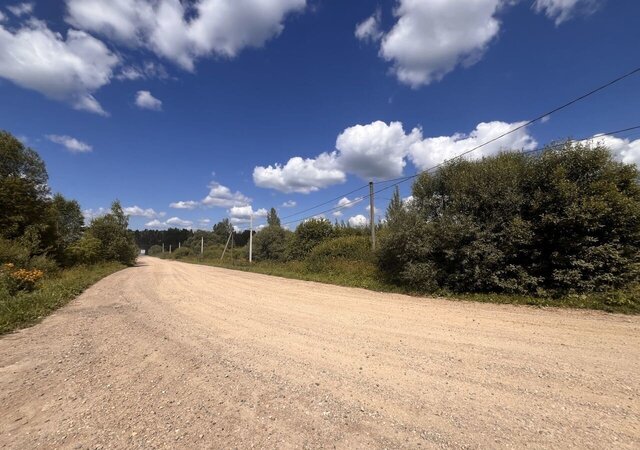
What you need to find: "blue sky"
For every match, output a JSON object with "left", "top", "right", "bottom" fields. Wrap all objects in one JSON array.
[{"left": 1, "top": 0, "right": 639, "bottom": 230}]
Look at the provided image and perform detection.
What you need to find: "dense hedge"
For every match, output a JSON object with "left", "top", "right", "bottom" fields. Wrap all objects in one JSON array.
[{"left": 378, "top": 143, "right": 640, "bottom": 296}]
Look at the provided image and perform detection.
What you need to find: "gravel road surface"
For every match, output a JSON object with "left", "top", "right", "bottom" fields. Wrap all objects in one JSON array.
[{"left": 1, "top": 256, "right": 638, "bottom": 449}]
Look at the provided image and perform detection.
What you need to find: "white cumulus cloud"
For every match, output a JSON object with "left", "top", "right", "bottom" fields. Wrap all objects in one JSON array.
[
  {"left": 377, "top": 0, "right": 505, "bottom": 87},
  {"left": 46, "top": 134, "right": 93, "bottom": 153},
  {"left": 0, "top": 19, "right": 118, "bottom": 115},
  {"left": 146, "top": 216, "right": 193, "bottom": 229},
  {"left": 123, "top": 206, "right": 164, "bottom": 218},
  {"left": 201, "top": 181, "right": 251, "bottom": 207},
  {"left": 281, "top": 200, "right": 297, "bottom": 208},
  {"left": 135, "top": 90, "right": 162, "bottom": 110},
  {"left": 253, "top": 152, "right": 346, "bottom": 194},
  {"left": 336, "top": 121, "right": 422, "bottom": 179},
  {"left": 408, "top": 121, "right": 537, "bottom": 171},
  {"left": 228, "top": 205, "right": 268, "bottom": 224},
  {"left": 581, "top": 134, "right": 640, "bottom": 167},
  {"left": 170, "top": 200, "right": 199, "bottom": 209},
  {"left": 348, "top": 214, "right": 368, "bottom": 228},
  {"left": 66, "top": 0, "right": 306, "bottom": 71}
]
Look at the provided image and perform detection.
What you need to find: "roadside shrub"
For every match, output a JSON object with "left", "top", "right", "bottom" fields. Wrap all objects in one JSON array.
[
  {"left": 172, "top": 247, "right": 193, "bottom": 259},
  {"left": 0, "top": 237, "right": 30, "bottom": 267},
  {"left": 69, "top": 236, "right": 102, "bottom": 265},
  {"left": 148, "top": 245, "right": 162, "bottom": 256},
  {"left": 286, "top": 218, "right": 334, "bottom": 260},
  {"left": 379, "top": 143, "right": 640, "bottom": 296},
  {"left": 252, "top": 226, "right": 289, "bottom": 261},
  {"left": 28, "top": 255, "right": 59, "bottom": 275},
  {"left": 307, "top": 235, "right": 372, "bottom": 272}
]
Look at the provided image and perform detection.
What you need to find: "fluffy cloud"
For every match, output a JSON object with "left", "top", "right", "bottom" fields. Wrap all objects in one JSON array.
[
  {"left": 355, "top": 11, "right": 382, "bottom": 42},
  {"left": 66, "top": 0, "right": 306, "bottom": 71},
  {"left": 146, "top": 216, "right": 193, "bottom": 229},
  {"left": 123, "top": 206, "right": 164, "bottom": 218},
  {"left": 46, "top": 134, "right": 93, "bottom": 153},
  {"left": 0, "top": 11, "right": 5, "bottom": 22},
  {"left": 337, "top": 196, "right": 364, "bottom": 209},
  {"left": 581, "top": 134, "right": 640, "bottom": 167},
  {"left": 201, "top": 181, "right": 251, "bottom": 207},
  {"left": 376, "top": 0, "right": 505, "bottom": 87},
  {"left": 533, "top": 0, "right": 601, "bottom": 25},
  {"left": 281, "top": 200, "right": 296, "bottom": 208},
  {"left": 336, "top": 121, "right": 422, "bottom": 179},
  {"left": 170, "top": 200, "right": 198, "bottom": 209},
  {"left": 7, "top": 3, "right": 33, "bottom": 17},
  {"left": 254, "top": 119, "right": 536, "bottom": 193},
  {"left": 348, "top": 214, "right": 368, "bottom": 227},
  {"left": 228, "top": 205, "right": 268, "bottom": 224},
  {"left": 408, "top": 121, "right": 537, "bottom": 171},
  {"left": 135, "top": 90, "right": 162, "bottom": 110},
  {"left": 253, "top": 152, "right": 346, "bottom": 193},
  {"left": 0, "top": 19, "right": 118, "bottom": 115}
]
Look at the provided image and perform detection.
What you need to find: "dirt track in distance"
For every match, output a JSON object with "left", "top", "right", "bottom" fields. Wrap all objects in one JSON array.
[{"left": 1, "top": 256, "right": 638, "bottom": 449}]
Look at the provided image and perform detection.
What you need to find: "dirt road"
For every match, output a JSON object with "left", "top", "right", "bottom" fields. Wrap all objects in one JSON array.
[{"left": 1, "top": 257, "right": 638, "bottom": 449}]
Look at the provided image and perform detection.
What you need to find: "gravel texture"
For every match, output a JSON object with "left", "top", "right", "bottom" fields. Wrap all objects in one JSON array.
[{"left": 1, "top": 256, "right": 638, "bottom": 449}]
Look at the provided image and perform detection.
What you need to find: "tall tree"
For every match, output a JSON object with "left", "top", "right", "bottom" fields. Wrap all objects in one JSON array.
[
  {"left": 0, "top": 131, "right": 50, "bottom": 240},
  {"left": 267, "top": 207, "right": 281, "bottom": 227}
]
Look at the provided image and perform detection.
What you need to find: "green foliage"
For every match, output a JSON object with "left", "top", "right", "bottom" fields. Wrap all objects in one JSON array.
[
  {"left": 49, "top": 194, "right": 84, "bottom": 265},
  {"left": 286, "top": 218, "right": 335, "bottom": 260},
  {"left": 212, "top": 219, "right": 233, "bottom": 245},
  {"left": 267, "top": 208, "right": 281, "bottom": 227},
  {"left": 172, "top": 247, "right": 193, "bottom": 259},
  {"left": 306, "top": 235, "right": 372, "bottom": 271},
  {"left": 0, "top": 131, "right": 50, "bottom": 241},
  {"left": 252, "top": 225, "right": 290, "bottom": 261},
  {"left": 379, "top": 143, "right": 640, "bottom": 296},
  {"left": 0, "top": 237, "right": 30, "bottom": 267},
  {"left": 0, "top": 262, "right": 124, "bottom": 334},
  {"left": 69, "top": 236, "right": 103, "bottom": 265},
  {"left": 148, "top": 244, "right": 163, "bottom": 256},
  {"left": 84, "top": 201, "right": 138, "bottom": 266}
]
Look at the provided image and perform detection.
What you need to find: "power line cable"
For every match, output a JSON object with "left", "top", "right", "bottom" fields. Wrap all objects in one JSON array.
[{"left": 281, "top": 124, "right": 640, "bottom": 226}]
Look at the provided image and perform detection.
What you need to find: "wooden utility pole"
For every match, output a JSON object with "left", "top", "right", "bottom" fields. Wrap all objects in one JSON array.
[
  {"left": 369, "top": 181, "right": 376, "bottom": 250},
  {"left": 249, "top": 214, "right": 253, "bottom": 263},
  {"left": 221, "top": 230, "right": 232, "bottom": 260}
]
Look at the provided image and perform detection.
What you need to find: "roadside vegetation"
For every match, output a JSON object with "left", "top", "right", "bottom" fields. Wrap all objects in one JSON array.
[
  {"left": 0, "top": 131, "right": 137, "bottom": 334},
  {"left": 147, "top": 142, "right": 640, "bottom": 314}
]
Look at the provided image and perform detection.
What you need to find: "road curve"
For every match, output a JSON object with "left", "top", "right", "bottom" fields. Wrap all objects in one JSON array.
[{"left": 1, "top": 256, "right": 638, "bottom": 449}]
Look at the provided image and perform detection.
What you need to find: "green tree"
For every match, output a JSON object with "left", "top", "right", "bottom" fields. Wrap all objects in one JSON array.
[
  {"left": 378, "top": 143, "right": 640, "bottom": 296},
  {"left": 212, "top": 218, "right": 233, "bottom": 245},
  {"left": 286, "top": 218, "right": 334, "bottom": 260},
  {"left": 267, "top": 208, "right": 281, "bottom": 227},
  {"left": 85, "top": 200, "right": 138, "bottom": 265},
  {"left": 0, "top": 131, "right": 50, "bottom": 241}
]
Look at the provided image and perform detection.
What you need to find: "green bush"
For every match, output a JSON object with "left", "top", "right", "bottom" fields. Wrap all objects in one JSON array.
[
  {"left": 69, "top": 236, "right": 102, "bottom": 265},
  {"left": 306, "top": 235, "right": 372, "bottom": 272},
  {"left": 0, "top": 237, "right": 30, "bottom": 267},
  {"left": 286, "top": 218, "right": 334, "bottom": 260},
  {"left": 148, "top": 245, "right": 163, "bottom": 256},
  {"left": 252, "top": 226, "right": 289, "bottom": 261},
  {"left": 378, "top": 143, "right": 640, "bottom": 296},
  {"left": 28, "top": 255, "right": 59, "bottom": 275},
  {"left": 172, "top": 247, "right": 193, "bottom": 259}
]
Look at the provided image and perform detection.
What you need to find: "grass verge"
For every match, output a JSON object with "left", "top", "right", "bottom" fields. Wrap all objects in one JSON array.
[
  {"left": 172, "top": 256, "right": 639, "bottom": 314},
  {"left": 0, "top": 262, "right": 125, "bottom": 335}
]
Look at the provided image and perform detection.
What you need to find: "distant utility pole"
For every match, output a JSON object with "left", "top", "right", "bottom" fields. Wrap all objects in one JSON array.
[
  {"left": 249, "top": 214, "right": 253, "bottom": 263},
  {"left": 200, "top": 236, "right": 204, "bottom": 257},
  {"left": 162, "top": 243, "right": 165, "bottom": 253},
  {"left": 178, "top": 242, "right": 181, "bottom": 249},
  {"left": 221, "top": 230, "right": 233, "bottom": 260},
  {"left": 369, "top": 181, "right": 376, "bottom": 251},
  {"left": 169, "top": 244, "right": 172, "bottom": 253}
]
